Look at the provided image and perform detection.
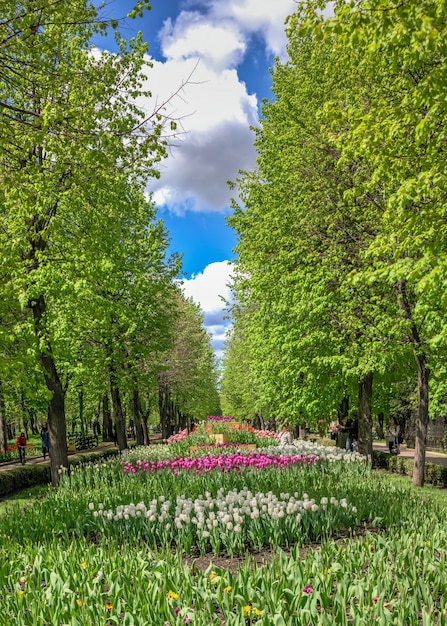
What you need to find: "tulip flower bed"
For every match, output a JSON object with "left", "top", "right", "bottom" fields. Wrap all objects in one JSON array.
[
  {"left": 1, "top": 441, "right": 446, "bottom": 625},
  {"left": 166, "top": 425, "right": 279, "bottom": 457},
  {"left": 121, "top": 450, "right": 323, "bottom": 476}
]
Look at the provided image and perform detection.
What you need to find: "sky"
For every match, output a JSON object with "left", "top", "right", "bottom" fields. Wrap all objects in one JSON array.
[{"left": 95, "top": 0, "right": 299, "bottom": 358}]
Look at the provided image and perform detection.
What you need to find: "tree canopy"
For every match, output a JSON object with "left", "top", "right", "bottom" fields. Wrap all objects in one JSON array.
[{"left": 223, "top": 0, "right": 447, "bottom": 485}]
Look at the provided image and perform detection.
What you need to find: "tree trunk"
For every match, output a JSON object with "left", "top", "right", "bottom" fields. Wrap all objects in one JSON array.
[
  {"left": 31, "top": 294, "right": 68, "bottom": 486},
  {"left": 0, "top": 379, "right": 7, "bottom": 454},
  {"left": 158, "top": 376, "right": 170, "bottom": 439},
  {"left": 132, "top": 387, "right": 145, "bottom": 446},
  {"left": 141, "top": 391, "right": 150, "bottom": 445},
  {"left": 178, "top": 408, "right": 187, "bottom": 431},
  {"left": 102, "top": 394, "right": 113, "bottom": 442},
  {"left": 413, "top": 355, "right": 429, "bottom": 487},
  {"left": 338, "top": 396, "right": 349, "bottom": 422},
  {"left": 20, "top": 390, "right": 28, "bottom": 436},
  {"left": 336, "top": 396, "right": 349, "bottom": 448},
  {"left": 395, "top": 279, "right": 429, "bottom": 487},
  {"left": 109, "top": 373, "right": 128, "bottom": 452},
  {"left": 168, "top": 398, "right": 175, "bottom": 437},
  {"left": 376, "top": 412, "right": 384, "bottom": 440},
  {"left": 358, "top": 372, "right": 373, "bottom": 462}
]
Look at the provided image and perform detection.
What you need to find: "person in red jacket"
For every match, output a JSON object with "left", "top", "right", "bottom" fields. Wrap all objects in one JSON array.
[{"left": 16, "top": 432, "right": 27, "bottom": 465}]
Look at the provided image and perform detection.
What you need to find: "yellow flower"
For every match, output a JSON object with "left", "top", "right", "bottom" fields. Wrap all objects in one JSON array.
[
  {"left": 18, "top": 590, "right": 24, "bottom": 598},
  {"left": 167, "top": 591, "right": 179, "bottom": 600},
  {"left": 210, "top": 572, "right": 218, "bottom": 581},
  {"left": 76, "top": 598, "right": 83, "bottom": 607},
  {"left": 105, "top": 602, "right": 113, "bottom": 611},
  {"left": 243, "top": 605, "right": 262, "bottom": 618},
  {"left": 224, "top": 586, "right": 232, "bottom": 593},
  {"left": 80, "top": 562, "right": 87, "bottom": 569}
]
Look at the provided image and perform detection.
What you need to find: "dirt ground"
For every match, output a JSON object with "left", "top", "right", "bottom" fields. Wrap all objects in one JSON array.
[{"left": 182, "top": 524, "right": 375, "bottom": 576}]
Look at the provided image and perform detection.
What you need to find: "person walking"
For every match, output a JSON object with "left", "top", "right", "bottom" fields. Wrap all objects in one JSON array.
[
  {"left": 329, "top": 419, "right": 340, "bottom": 441},
  {"left": 16, "top": 432, "right": 27, "bottom": 465},
  {"left": 40, "top": 422, "right": 50, "bottom": 460},
  {"left": 386, "top": 418, "right": 400, "bottom": 454},
  {"left": 279, "top": 423, "right": 294, "bottom": 447},
  {"left": 344, "top": 417, "right": 358, "bottom": 452}
]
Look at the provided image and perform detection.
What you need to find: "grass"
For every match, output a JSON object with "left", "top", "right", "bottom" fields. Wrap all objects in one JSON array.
[
  {"left": 374, "top": 469, "right": 447, "bottom": 506},
  {"left": 0, "top": 484, "right": 50, "bottom": 516}
]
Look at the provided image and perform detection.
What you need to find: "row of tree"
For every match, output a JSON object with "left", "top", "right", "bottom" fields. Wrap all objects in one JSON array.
[
  {"left": 221, "top": 0, "right": 447, "bottom": 486},
  {"left": 0, "top": 1, "right": 220, "bottom": 484}
]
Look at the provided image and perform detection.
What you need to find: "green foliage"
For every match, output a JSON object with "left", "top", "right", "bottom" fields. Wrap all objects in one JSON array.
[
  {"left": 0, "top": 0, "right": 218, "bottom": 471},
  {"left": 223, "top": 0, "right": 447, "bottom": 478}
]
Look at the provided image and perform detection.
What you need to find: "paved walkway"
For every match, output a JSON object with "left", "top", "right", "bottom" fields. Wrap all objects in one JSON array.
[
  {"left": 0, "top": 441, "right": 119, "bottom": 473},
  {"left": 0, "top": 434, "right": 165, "bottom": 473},
  {"left": 372, "top": 442, "right": 447, "bottom": 466}
]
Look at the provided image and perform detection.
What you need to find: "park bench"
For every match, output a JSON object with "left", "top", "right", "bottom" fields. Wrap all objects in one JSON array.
[{"left": 67, "top": 433, "right": 98, "bottom": 451}]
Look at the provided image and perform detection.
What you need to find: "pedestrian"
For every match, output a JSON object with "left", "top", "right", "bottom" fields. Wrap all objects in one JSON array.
[
  {"left": 279, "top": 423, "right": 294, "bottom": 447},
  {"left": 329, "top": 419, "right": 340, "bottom": 441},
  {"left": 386, "top": 418, "right": 400, "bottom": 454},
  {"left": 344, "top": 417, "right": 358, "bottom": 452},
  {"left": 16, "top": 431, "right": 27, "bottom": 465},
  {"left": 40, "top": 422, "right": 49, "bottom": 460},
  {"left": 92, "top": 417, "right": 101, "bottom": 437}
]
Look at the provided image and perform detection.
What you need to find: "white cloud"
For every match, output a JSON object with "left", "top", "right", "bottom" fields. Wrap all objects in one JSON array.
[
  {"left": 134, "top": 0, "right": 299, "bottom": 215},
  {"left": 181, "top": 260, "right": 234, "bottom": 360},
  {"left": 142, "top": 54, "right": 258, "bottom": 213},
  {"left": 99, "top": 1, "right": 301, "bottom": 215},
  {"left": 160, "top": 12, "right": 247, "bottom": 72},
  {"left": 181, "top": 260, "right": 233, "bottom": 313},
  {"left": 209, "top": 0, "right": 298, "bottom": 59}
]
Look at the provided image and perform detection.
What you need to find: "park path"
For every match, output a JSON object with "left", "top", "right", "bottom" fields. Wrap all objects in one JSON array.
[
  {"left": 0, "top": 434, "right": 163, "bottom": 474},
  {"left": 372, "top": 441, "right": 447, "bottom": 467},
  {"left": 0, "top": 440, "right": 118, "bottom": 473}
]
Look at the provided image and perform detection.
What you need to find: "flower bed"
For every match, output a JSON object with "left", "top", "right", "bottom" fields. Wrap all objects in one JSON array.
[
  {"left": 89, "top": 488, "right": 359, "bottom": 556},
  {"left": 1, "top": 440, "right": 445, "bottom": 624},
  {"left": 121, "top": 450, "right": 323, "bottom": 476}
]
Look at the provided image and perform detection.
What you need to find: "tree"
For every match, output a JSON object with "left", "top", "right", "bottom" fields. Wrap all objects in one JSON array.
[
  {"left": 295, "top": 0, "right": 447, "bottom": 485},
  {"left": 158, "top": 292, "right": 221, "bottom": 437},
  {"left": 0, "top": 0, "right": 179, "bottom": 483},
  {"left": 227, "top": 29, "right": 408, "bottom": 460}
]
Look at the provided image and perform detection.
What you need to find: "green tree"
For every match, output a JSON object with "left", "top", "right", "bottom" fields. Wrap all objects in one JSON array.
[
  {"left": 227, "top": 30, "right": 408, "bottom": 460},
  {"left": 0, "top": 1, "right": 177, "bottom": 483},
  {"left": 295, "top": 0, "right": 447, "bottom": 485},
  {"left": 220, "top": 306, "right": 272, "bottom": 424},
  {"left": 158, "top": 293, "right": 221, "bottom": 437}
]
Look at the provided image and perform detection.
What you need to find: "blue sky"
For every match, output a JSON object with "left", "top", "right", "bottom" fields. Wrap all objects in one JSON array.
[{"left": 95, "top": 0, "right": 299, "bottom": 356}]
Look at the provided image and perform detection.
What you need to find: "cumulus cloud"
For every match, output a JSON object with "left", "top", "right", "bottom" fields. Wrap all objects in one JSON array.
[
  {"left": 160, "top": 11, "right": 247, "bottom": 71},
  {"left": 142, "top": 55, "right": 258, "bottom": 213},
  {"left": 152, "top": 119, "right": 257, "bottom": 211},
  {"left": 181, "top": 260, "right": 233, "bottom": 313},
  {"left": 135, "top": 0, "right": 299, "bottom": 214},
  {"left": 209, "top": 0, "right": 298, "bottom": 59},
  {"left": 181, "top": 260, "right": 234, "bottom": 358}
]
